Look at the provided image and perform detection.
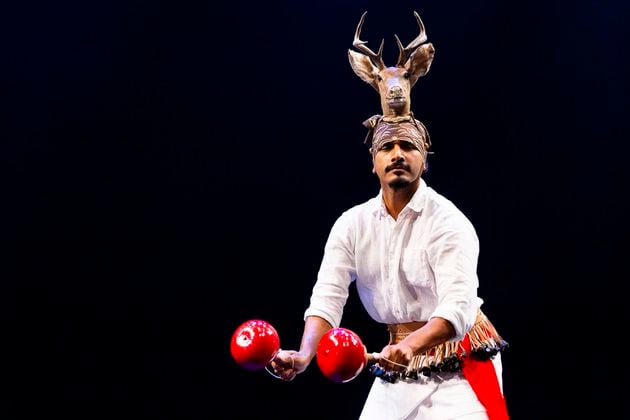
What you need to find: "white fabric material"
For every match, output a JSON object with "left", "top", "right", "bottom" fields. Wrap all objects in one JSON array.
[
  {"left": 304, "top": 178, "right": 482, "bottom": 340},
  {"left": 359, "top": 354, "right": 503, "bottom": 420}
]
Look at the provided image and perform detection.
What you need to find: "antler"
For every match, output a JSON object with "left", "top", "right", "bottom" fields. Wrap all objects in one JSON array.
[
  {"left": 353, "top": 11, "right": 385, "bottom": 70},
  {"left": 394, "top": 11, "right": 427, "bottom": 66}
]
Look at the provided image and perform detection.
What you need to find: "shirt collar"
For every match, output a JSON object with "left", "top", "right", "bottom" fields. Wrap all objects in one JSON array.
[{"left": 372, "top": 178, "right": 428, "bottom": 218}]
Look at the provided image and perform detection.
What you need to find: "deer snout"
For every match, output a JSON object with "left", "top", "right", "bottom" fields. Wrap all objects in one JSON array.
[
  {"left": 387, "top": 86, "right": 404, "bottom": 99},
  {"left": 385, "top": 85, "right": 408, "bottom": 112}
]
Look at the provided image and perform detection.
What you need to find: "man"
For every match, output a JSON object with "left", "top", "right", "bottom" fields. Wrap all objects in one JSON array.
[{"left": 270, "top": 116, "right": 509, "bottom": 419}]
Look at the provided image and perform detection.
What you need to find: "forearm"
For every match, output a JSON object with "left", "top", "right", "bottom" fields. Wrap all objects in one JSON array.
[
  {"left": 399, "top": 316, "right": 455, "bottom": 355},
  {"left": 298, "top": 315, "right": 333, "bottom": 363}
]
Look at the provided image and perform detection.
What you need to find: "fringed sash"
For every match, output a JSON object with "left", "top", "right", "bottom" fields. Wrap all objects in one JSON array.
[
  {"left": 383, "top": 310, "right": 508, "bottom": 375},
  {"left": 368, "top": 310, "right": 510, "bottom": 419}
]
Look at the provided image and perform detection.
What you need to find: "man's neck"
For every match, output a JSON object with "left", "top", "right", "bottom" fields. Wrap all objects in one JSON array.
[{"left": 381, "top": 181, "right": 419, "bottom": 220}]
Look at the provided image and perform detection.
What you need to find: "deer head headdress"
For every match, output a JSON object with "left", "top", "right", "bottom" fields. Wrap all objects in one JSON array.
[{"left": 348, "top": 11, "right": 435, "bottom": 157}]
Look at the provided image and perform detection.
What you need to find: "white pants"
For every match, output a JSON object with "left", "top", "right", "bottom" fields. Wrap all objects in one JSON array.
[{"left": 359, "top": 354, "right": 503, "bottom": 420}]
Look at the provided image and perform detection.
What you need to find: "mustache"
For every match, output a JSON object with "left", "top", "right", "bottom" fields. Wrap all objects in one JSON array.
[{"left": 386, "top": 162, "right": 410, "bottom": 172}]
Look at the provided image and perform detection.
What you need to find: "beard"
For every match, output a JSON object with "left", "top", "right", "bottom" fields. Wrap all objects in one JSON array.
[{"left": 388, "top": 177, "right": 412, "bottom": 190}]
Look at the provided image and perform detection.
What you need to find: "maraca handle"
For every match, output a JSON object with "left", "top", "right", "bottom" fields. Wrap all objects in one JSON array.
[{"left": 366, "top": 351, "right": 381, "bottom": 364}]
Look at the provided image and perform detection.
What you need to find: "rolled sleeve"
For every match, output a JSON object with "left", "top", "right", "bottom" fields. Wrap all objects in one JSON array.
[
  {"left": 427, "top": 223, "right": 480, "bottom": 340},
  {"left": 304, "top": 213, "right": 356, "bottom": 329},
  {"left": 304, "top": 274, "right": 351, "bottom": 328}
]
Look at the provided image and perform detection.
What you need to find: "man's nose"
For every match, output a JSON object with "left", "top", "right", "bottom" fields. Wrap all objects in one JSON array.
[{"left": 390, "top": 144, "right": 404, "bottom": 159}]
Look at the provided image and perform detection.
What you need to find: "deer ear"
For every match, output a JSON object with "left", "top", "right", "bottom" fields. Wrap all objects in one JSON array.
[
  {"left": 348, "top": 49, "right": 380, "bottom": 91},
  {"left": 406, "top": 43, "right": 436, "bottom": 87}
]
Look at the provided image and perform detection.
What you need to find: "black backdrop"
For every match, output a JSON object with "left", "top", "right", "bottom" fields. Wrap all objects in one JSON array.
[{"left": 3, "top": 1, "right": 629, "bottom": 419}]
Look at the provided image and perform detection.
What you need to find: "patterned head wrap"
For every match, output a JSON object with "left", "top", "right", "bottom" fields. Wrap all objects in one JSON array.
[{"left": 363, "top": 114, "right": 431, "bottom": 158}]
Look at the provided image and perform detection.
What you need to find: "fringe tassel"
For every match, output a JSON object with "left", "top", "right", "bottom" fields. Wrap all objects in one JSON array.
[{"left": 369, "top": 310, "right": 509, "bottom": 383}]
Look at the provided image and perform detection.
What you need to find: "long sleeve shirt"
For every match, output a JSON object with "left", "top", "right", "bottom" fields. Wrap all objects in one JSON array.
[{"left": 304, "top": 178, "right": 482, "bottom": 341}]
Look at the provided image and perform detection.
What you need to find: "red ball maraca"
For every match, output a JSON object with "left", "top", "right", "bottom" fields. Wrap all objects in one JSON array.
[
  {"left": 230, "top": 319, "right": 280, "bottom": 371},
  {"left": 316, "top": 327, "right": 367, "bottom": 383}
]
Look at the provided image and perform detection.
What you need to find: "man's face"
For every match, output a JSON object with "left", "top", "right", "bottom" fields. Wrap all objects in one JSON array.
[{"left": 372, "top": 140, "right": 425, "bottom": 189}]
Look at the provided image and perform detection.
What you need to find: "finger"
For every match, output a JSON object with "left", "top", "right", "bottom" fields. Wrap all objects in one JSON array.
[
  {"left": 280, "top": 372, "right": 296, "bottom": 382},
  {"left": 282, "top": 355, "right": 295, "bottom": 370},
  {"left": 272, "top": 352, "right": 293, "bottom": 369}
]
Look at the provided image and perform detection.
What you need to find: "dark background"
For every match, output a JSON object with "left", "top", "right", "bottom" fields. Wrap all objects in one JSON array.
[{"left": 3, "top": 0, "right": 628, "bottom": 419}]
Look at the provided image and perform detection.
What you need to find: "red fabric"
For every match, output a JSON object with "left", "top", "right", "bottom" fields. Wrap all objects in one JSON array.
[{"left": 460, "top": 335, "right": 510, "bottom": 420}]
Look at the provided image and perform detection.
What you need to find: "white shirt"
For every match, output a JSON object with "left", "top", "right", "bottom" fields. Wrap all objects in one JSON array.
[{"left": 304, "top": 178, "right": 482, "bottom": 341}]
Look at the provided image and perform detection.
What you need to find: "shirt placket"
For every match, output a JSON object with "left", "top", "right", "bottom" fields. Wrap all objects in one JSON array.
[{"left": 388, "top": 211, "right": 407, "bottom": 318}]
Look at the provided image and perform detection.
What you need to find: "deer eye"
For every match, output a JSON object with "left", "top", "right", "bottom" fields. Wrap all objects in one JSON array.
[
  {"left": 376, "top": 74, "right": 383, "bottom": 81},
  {"left": 403, "top": 71, "right": 410, "bottom": 79}
]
